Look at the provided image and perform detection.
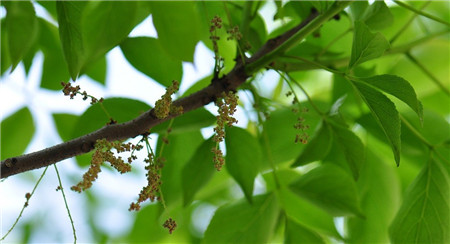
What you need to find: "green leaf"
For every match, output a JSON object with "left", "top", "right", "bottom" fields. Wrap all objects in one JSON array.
[
  {"left": 150, "top": 1, "right": 200, "bottom": 62},
  {"left": 72, "top": 98, "right": 150, "bottom": 138},
  {"left": 347, "top": 149, "right": 401, "bottom": 243},
  {"left": 225, "top": 126, "right": 262, "bottom": 203},
  {"left": 389, "top": 158, "right": 449, "bottom": 243},
  {"left": 330, "top": 124, "right": 365, "bottom": 180},
  {"left": 359, "top": 75, "right": 423, "bottom": 122},
  {"left": 3, "top": 1, "right": 39, "bottom": 72},
  {"left": 37, "top": 18, "right": 70, "bottom": 90},
  {"left": 151, "top": 108, "right": 216, "bottom": 135},
  {"left": 278, "top": 188, "right": 343, "bottom": 240},
  {"left": 352, "top": 80, "right": 401, "bottom": 165},
  {"left": 182, "top": 137, "right": 216, "bottom": 206},
  {"left": 157, "top": 131, "right": 204, "bottom": 207},
  {"left": 1, "top": 107, "right": 35, "bottom": 160},
  {"left": 348, "top": 21, "right": 390, "bottom": 70},
  {"left": 285, "top": 218, "right": 326, "bottom": 244},
  {"left": 361, "top": 1, "right": 394, "bottom": 30},
  {"left": 56, "top": 1, "right": 87, "bottom": 80},
  {"left": 52, "top": 113, "right": 79, "bottom": 142},
  {"left": 81, "top": 1, "right": 138, "bottom": 67},
  {"left": 203, "top": 193, "right": 279, "bottom": 243},
  {"left": 120, "top": 37, "right": 182, "bottom": 86},
  {"left": 1, "top": 20, "right": 11, "bottom": 74},
  {"left": 85, "top": 56, "right": 107, "bottom": 85},
  {"left": 290, "top": 164, "right": 363, "bottom": 217},
  {"left": 292, "top": 122, "right": 333, "bottom": 167}
]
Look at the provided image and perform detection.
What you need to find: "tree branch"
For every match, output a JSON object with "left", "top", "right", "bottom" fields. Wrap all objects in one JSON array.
[{"left": 1, "top": 2, "right": 350, "bottom": 179}]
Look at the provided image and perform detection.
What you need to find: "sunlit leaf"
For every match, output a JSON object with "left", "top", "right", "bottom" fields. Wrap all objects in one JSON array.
[
  {"left": 359, "top": 75, "right": 423, "bottom": 122},
  {"left": 389, "top": 158, "right": 449, "bottom": 243},
  {"left": 85, "top": 56, "right": 107, "bottom": 85},
  {"left": 3, "top": 1, "right": 38, "bottom": 72},
  {"left": 352, "top": 80, "right": 401, "bottom": 165},
  {"left": 1, "top": 107, "right": 35, "bottom": 160},
  {"left": 203, "top": 193, "right": 279, "bottom": 243},
  {"left": 150, "top": 1, "right": 200, "bottom": 62},
  {"left": 120, "top": 37, "right": 182, "bottom": 86},
  {"left": 225, "top": 126, "right": 262, "bottom": 203},
  {"left": 290, "top": 163, "right": 364, "bottom": 217},
  {"left": 182, "top": 137, "right": 216, "bottom": 206},
  {"left": 1, "top": 20, "right": 11, "bottom": 74},
  {"left": 348, "top": 21, "right": 390, "bottom": 70}
]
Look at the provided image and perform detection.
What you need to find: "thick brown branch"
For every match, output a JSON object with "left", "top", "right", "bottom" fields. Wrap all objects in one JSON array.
[{"left": 1, "top": 10, "right": 320, "bottom": 179}]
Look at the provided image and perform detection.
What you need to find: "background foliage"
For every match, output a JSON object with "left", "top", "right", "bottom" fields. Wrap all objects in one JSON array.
[{"left": 1, "top": 1, "right": 449, "bottom": 243}]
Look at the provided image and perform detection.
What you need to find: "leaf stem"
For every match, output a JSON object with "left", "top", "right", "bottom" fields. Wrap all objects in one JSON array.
[
  {"left": 393, "top": 1, "right": 450, "bottom": 27},
  {"left": 1, "top": 167, "right": 49, "bottom": 241},
  {"left": 283, "top": 55, "right": 345, "bottom": 75},
  {"left": 399, "top": 114, "right": 432, "bottom": 148},
  {"left": 405, "top": 52, "right": 450, "bottom": 96},
  {"left": 316, "top": 27, "right": 352, "bottom": 59},
  {"left": 54, "top": 165, "right": 77, "bottom": 244}
]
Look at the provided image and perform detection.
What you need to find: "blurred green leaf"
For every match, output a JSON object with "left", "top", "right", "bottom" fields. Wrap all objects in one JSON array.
[
  {"left": 72, "top": 98, "right": 150, "bottom": 138},
  {"left": 278, "top": 188, "right": 342, "bottom": 240},
  {"left": 347, "top": 149, "right": 401, "bottom": 243},
  {"left": 150, "top": 1, "right": 200, "bottom": 62},
  {"left": 182, "top": 137, "right": 216, "bottom": 206},
  {"left": 56, "top": 1, "right": 87, "bottom": 80},
  {"left": 225, "top": 126, "right": 262, "bottom": 203},
  {"left": 361, "top": 1, "right": 394, "bottom": 30},
  {"left": 352, "top": 80, "right": 401, "bottom": 166},
  {"left": 3, "top": 0, "right": 39, "bottom": 72},
  {"left": 52, "top": 113, "right": 79, "bottom": 142},
  {"left": 37, "top": 17, "right": 70, "bottom": 90},
  {"left": 152, "top": 108, "right": 216, "bottom": 135},
  {"left": 358, "top": 75, "right": 423, "bottom": 122},
  {"left": 290, "top": 164, "right": 363, "bottom": 217},
  {"left": 292, "top": 122, "right": 333, "bottom": 167},
  {"left": 389, "top": 158, "right": 449, "bottom": 243},
  {"left": 1, "top": 107, "right": 35, "bottom": 160},
  {"left": 349, "top": 21, "right": 390, "bottom": 70},
  {"left": 1, "top": 20, "right": 11, "bottom": 74},
  {"left": 330, "top": 124, "right": 365, "bottom": 180},
  {"left": 157, "top": 131, "right": 204, "bottom": 207},
  {"left": 285, "top": 217, "right": 326, "bottom": 244},
  {"left": 120, "top": 37, "right": 182, "bottom": 87},
  {"left": 81, "top": 1, "right": 138, "bottom": 67},
  {"left": 203, "top": 193, "right": 279, "bottom": 243},
  {"left": 85, "top": 56, "right": 107, "bottom": 85}
]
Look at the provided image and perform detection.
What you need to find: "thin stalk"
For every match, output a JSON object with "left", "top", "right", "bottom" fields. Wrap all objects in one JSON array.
[
  {"left": 394, "top": 1, "right": 450, "bottom": 27},
  {"left": 283, "top": 55, "right": 345, "bottom": 75},
  {"left": 1, "top": 167, "right": 49, "bottom": 241},
  {"left": 390, "top": 1, "right": 431, "bottom": 44},
  {"left": 245, "top": 1, "right": 352, "bottom": 74},
  {"left": 405, "top": 52, "right": 450, "bottom": 96},
  {"left": 317, "top": 27, "right": 352, "bottom": 59},
  {"left": 285, "top": 72, "right": 325, "bottom": 117},
  {"left": 399, "top": 114, "right": 432, "bottom": 148},
  {"left": 54, "top": 165, "right": 77, "bottom": 244}
]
